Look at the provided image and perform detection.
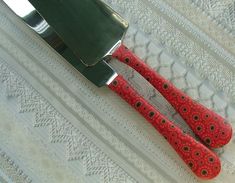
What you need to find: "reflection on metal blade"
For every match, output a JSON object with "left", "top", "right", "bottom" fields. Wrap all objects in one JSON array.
[{"left": 3, "top": 0, "right": 118, "bottom": 87}]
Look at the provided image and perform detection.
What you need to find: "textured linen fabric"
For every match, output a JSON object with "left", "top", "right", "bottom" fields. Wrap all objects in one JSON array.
[{"left": 0, "top": 0, "right": 235, "bottom": 182}]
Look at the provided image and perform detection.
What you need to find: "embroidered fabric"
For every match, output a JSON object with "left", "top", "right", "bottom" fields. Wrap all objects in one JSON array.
[{"left": 0, "top": 0, "right": 235, "bottom": 182}]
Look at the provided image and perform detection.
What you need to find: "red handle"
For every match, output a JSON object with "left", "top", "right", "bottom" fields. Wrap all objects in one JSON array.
[
  {"left": 112, "top": 44, "right": 232, "bottom": 148},
  {"left": 108, "top": 75, "right": 220, "bottom": 179}
]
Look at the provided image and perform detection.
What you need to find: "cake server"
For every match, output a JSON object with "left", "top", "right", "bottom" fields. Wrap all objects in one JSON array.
[
  {"left": 3, "top": 0, "right": 224, "bottom": 179},
  {"left": 10, "top": 0, "right": 231, "bottom": 149}
]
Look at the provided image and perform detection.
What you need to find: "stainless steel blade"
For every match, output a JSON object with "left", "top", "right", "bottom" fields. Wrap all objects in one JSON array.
[
  {"left": 3, "top": 0, "right": 119, "bottom": 87},
  {"left": 27, "top": 0, "right": 128, "bottom": 66}
]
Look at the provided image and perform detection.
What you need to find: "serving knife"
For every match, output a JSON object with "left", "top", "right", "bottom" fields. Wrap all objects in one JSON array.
[
  {"left": 8, "top": 0, "right": 231, "bottom": 149},
  {"left": 3, "top": 0, "right": 228, "bottom": 179}
]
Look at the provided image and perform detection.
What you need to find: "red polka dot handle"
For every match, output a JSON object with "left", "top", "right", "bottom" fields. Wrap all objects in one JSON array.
[
  {"left": 108, "top": 75, "right": 221, "bottom": 179},
  {"left": 112, "top": 44, "right": 232, "bottom": 148}
]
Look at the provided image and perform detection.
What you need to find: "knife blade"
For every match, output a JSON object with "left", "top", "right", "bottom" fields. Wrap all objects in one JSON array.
[
  {"left": 3, "top": 0, "right": 119, "bottom": 87},
  {"left": 3, "top": 0, "right": 225, "bottom": 179}
]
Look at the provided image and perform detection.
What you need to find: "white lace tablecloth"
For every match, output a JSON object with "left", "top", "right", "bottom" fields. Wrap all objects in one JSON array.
[{"left": 0, "top": 0, "right": 235, "bottom": 182}]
